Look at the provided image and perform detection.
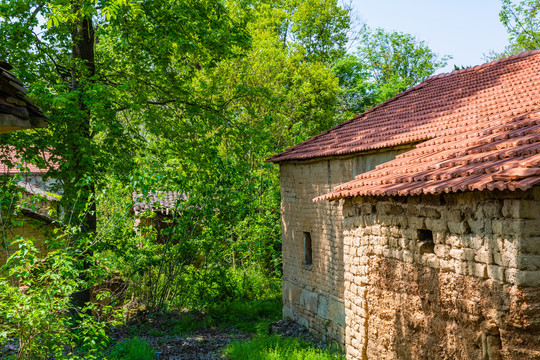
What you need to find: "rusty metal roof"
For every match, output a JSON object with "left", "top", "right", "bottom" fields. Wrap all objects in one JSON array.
[{"left": 132, "top": 191, "right": 188, "bottom": 216}]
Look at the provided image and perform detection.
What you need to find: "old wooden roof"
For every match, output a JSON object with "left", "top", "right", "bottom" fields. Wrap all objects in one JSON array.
[
  {"left": 0, "top": 61, "right": 48, "bottom": 134},
  {"left": 132, "top": 191, "right": 188, "bottom": 216}
]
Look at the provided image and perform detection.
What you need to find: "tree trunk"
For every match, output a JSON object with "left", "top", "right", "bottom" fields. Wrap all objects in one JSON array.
[{"left": 68, "top": 14, "right": 96, "bottom": 310}]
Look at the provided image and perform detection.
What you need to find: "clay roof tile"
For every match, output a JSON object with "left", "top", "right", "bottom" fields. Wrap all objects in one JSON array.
[{"left": 303, "top": 51, "right": 540, "bottom": 200}]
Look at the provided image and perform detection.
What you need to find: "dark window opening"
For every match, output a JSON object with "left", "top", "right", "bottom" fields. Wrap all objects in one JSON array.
[
  {"left": 418, "top": 229, "right": 434, "bottom": 254},
  {"left": 303, "top": 232, "right": 313, "bottom": 266}
]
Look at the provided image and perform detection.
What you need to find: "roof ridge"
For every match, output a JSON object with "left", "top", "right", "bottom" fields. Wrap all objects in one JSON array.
[{"left": 425, "top": 49, "right": 540, "bottom": 81}]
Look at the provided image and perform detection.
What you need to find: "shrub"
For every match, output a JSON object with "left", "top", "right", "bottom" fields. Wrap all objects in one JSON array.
[{"left": 0, "top": 245, "right": 116, "bottom": 359}]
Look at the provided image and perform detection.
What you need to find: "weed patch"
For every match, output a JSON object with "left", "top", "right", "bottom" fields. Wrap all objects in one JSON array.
[
  {"left": 223, "top": 335, "right": 345, "bottom": 360},
  {"left": 108, "top": 337, "right": 156, "bottom": 360}
]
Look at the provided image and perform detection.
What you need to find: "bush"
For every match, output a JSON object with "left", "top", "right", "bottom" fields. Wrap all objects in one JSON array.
[
  {"left": 0, "top": 246, "right": 116, "bottom": 359},
  {"left": 108, "top": 337, "right": 156, "bottom": 360}
]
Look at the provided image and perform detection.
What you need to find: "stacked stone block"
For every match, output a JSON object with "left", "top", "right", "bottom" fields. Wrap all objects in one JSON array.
[
  {"left": 280, "top": 159, "right": 349, "bottom": 344},
  {"left": 279, "top": 148, "right": 408, "bottom": 346},
  {"left": 342, "top": 189, "right": 540, "bottom": 359}
]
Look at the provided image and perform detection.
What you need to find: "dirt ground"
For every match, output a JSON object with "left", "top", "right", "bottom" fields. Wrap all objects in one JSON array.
[
  {"left": 109, "top": 312, "right": 320, "bottom": 359},
  {"left": 1, "top": 311, "right": 319, "bottom": 359},
  {"left": 131, "top": 328, "right": 250, "bottom": 359},
  {"left": 109, "top": 310, "right": 251, "bottom": 359}
]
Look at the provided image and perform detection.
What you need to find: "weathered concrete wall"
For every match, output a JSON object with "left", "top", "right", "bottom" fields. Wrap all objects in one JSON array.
[
  {"left": 279, "top": 148, "right": 407, "bottom": 344},
  {"left": 342, "top": 188, "right": 540, "bottom": 360}
]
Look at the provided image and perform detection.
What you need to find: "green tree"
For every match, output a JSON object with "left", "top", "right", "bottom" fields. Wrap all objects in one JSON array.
[
  {"left": 498, "top": 0, "right": 540, "bottom": 55},
  {"left": 333, "top": 27, "right": 450, "bottom": 116},
  {"left": 0, "top": 0, "right": 249, "bottom": 300},
  {"left": 111, "top": 0, "right": 348, "bottom": 303},
  {"left": 143, "top": 0, "right": 341, "bottom": 241},
  {"left": 249, "top": 0, "right": 351, "bottom": 64},
  {"left": 289, "top": 0, "right": 350, "bottom": 63}
]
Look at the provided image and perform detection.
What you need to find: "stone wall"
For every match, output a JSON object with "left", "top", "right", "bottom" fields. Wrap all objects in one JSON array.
[
  {"left": 342, "top": 188, "right": 540, "bottom": 359},
  {"left": 279, "top": 148, "right": 408, "bottom": 344}
]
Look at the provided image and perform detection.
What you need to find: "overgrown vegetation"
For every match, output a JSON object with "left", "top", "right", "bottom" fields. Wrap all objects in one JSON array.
[{"left": 6, "top": 0, "right": 527, "bottom": 358}]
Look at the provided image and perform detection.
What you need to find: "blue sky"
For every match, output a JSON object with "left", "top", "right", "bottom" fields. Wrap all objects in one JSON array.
[{"left": 349, "top": 0, "right": 510, "bottom": 74}]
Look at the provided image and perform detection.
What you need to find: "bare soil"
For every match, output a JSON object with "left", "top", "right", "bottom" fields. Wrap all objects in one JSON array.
[
  {"left": 109, "top": 310, "right": 251, "bottom": 359},
  {"left": 109, "top": 313, "right": 322, "bottom": 359}
]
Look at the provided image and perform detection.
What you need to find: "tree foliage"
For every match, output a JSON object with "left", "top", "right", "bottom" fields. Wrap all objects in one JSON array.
[
  {"left": 486, "top": 0, "right": 540, "bottom": 59},
  {"left": 289, "top": 0, "right": 350, "bottom": 63},
  {"left": 500, "top": 0, "right": 540, "bottom": 54},
  {"left": 333, "top": 27, "right": 450, "bottom": 116}
]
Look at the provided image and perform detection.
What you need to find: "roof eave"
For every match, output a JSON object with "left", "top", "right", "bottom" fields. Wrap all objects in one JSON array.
[{"left": 0, "top": 114, "right": 47, "bottom": 134}]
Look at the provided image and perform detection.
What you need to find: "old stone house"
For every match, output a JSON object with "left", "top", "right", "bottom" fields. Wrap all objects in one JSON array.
[
  {"left": 0, "top": 148, "right": 59, "bottom": 264},
  {"left": 0, "top": 180, "right": 59, "bottom": 264},
  {"left": 269, "top": 50, "right": 540, "bottom": 359},
  {"left": 0, "top": 61, "right": 52, "bottom": 264}
]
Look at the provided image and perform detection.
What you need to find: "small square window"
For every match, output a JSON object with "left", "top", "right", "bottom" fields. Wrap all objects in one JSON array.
[
  {"left": 418, "top": 229, "right": 434, "bottom": 253},
  {"left": 303, "top": 232, "right": 312, "bottom": 266}
]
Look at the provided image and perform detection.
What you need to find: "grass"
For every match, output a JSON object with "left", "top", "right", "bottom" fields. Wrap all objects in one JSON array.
[
  {"left": 206, "top": 298, "right": 282, "bottom": 333},
  {"left": 170, "top": 311, "right": 213, "bottom": 335},
  {"left": 223, "top": 335, "right": 345, "bottom": 360},
  {"left": 107, "top": 297, "right": 345, "bottom": 360},
  {"left": 108, "top": 337, "right": 156, "bottom": 360},
  {"left": 107, "top": 270, "right": 339, "bottom": 359},
  {"left": 169, "top": 298, "right": 282, "bottom": 335}
]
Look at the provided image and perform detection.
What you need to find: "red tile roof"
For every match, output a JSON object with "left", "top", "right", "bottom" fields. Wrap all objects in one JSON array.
[
  {"left": 310, "top": 50, "right": 540, "bottom": 200},
  {"left": 0, "top": 146, "right": 53, "bottom": 174},
  {"left": 316, "top": 110, "right": 540, "bottom": 200},
  {"left": 269, "top": 50, "right": 540, "bottom": 164},
  {"left": 268, "top": 50, "right": 540, "bottom": 199}
]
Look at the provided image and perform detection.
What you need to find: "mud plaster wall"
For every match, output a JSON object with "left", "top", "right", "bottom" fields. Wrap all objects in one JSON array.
[
  {"left": 342, "top": 189, "right": 540, "bottom": 360},
  {"left": 0, "top": 216, "right": 55, "bottom": 264},
  {"left": 279, "top": 148, "right": 407, "bottom": 344},
  {"left": 1, "top": 196, "right": 57, "bottom": 264}
]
